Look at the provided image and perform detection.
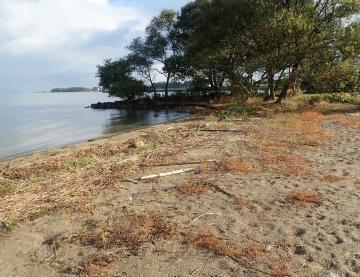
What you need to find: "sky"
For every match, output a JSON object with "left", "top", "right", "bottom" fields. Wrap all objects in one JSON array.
[{"left": 0, "top": 0, "right": 190, "bottom": 93}]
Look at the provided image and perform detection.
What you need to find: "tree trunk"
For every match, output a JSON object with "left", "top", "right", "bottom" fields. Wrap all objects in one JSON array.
[
  {"left": 276, "top": 64, "right": 299, "bottom": 104},
  {"left": 274, "top": 69, "right": 285, "bottom": 92},
  {"left": 149, "top": 80, "right": 157, "bottom": 99},
  {"left": 264, "top": 70, "right": 275, "bottom": 101},
  {"left": 164, "top": 72, "right": 171, "bottom": 99}
]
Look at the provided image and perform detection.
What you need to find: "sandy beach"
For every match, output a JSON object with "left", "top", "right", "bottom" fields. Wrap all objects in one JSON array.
[{"left": 1, "top": 103, "right": 360, "bottom": 277}]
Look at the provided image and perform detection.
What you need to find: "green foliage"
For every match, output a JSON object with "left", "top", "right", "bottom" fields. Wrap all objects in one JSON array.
[
  {"left": 216, "top": 103, "right": 257, "bottom": 119},
  {"left": 96, "top": 58, "right": 147, "bottom": 100},
  {"left": 308, "top": 93, "right": 360, "bottom": 105},
  {"left": 97, "top": 0, "right": 360, "bottom": 103},
  {"left": 0, "top": 219, "right": 16, "bottom": 233}
]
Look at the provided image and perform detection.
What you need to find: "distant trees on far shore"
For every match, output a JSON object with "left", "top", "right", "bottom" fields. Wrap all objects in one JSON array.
[
  {"left": 51, "top": 87, "right": 99, "bottom": 93},
  {"left": 97, "top": 0, "right": 360, "bottom": 103}
]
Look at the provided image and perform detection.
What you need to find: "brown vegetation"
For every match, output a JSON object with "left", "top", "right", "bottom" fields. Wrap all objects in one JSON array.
[
  {"left": 260, "top": 153, "right": 311, "bottom": 176},
  {"left": 78, "top": 210, "right": 180, "bottom": 252},
  {"left": 270, "top": 264, "right": 291, "bottom": 277},
  {"left": 321, "top": 173, "right": 346, "bottom": 183},
  {"left": 80, "top": 253, "right": 119, "bottom": 277},
  {"left": 177, "top": 179, "right": 213, "bottom": 196},
  {"left": 217, "top": 157, "right": 253, "bottom": 173},
  {"left": 328, "top": 114, "right": 360, "bottom": 128},
  {"left": 185, "top": 231, "right": 235, "bottom": 257},
  {"left": 290, "top": 189, "right": 323, "bottom": 206}
]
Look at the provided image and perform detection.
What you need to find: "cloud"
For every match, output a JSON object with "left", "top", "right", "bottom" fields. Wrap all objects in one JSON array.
[{"left": 0, "top": 0, "right": 151, "bottom": 92}]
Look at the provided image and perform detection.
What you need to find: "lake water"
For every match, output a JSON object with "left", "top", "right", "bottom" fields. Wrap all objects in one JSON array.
[{"left": 0, "top": 92, "right": 188, "bottom": 159}]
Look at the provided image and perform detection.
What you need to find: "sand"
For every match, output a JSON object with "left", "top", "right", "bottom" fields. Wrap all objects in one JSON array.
[{"left": 0, "top": 104, "right": 359, "bottom": 277}]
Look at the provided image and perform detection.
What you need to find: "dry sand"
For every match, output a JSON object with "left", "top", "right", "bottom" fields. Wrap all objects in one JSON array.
[{"left": 0, "top": 104, "right": 359, "bottom": 277}]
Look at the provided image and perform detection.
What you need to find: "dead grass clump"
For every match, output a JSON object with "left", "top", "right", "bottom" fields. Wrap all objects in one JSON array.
[
  {"left": 299, "top": 111, "right": 330, "bottom": 145},
  {"left": 241, "top": 243, "right": 265, "bottom": 261},
  {"left": 80, "top": 253, "right": 119, "bottom": 277},
  {"left": 74, "top": 143, "right": 128, "bottom": 158},
  {"left": 260, "top": 154, "right": 307, "bottom": 166},
  {"left": 260, "top": 153, "right": 311, "bottom": 176},
  {"left": 185, "top": 231, "right": 235, "bottom": 257},
  {"left": 0, "top": 180, "right": 15, "bottom": 197},
  {"left": 217, "top": 157, "right": 253, "bottom": 173},
  {"left": 271, "top": 264, "right": 291, "bottom": 277},
  {"left": 79, "top": 211, "right": 179, "bottom": 252},
  {"left": 321, "top": 173, "right": 346, "bottom": 183},
  {"left": 1, "top": 158, "right": 65, "bottom": 180},
  {"left": 300, "top": 111, "right": 325, "bottom": 122},
  {"left": 177, "top": 180, "right": 213, "bottom": 196},
  {"left": 290, "top": 189, "right": 323, "bottom": 206}
]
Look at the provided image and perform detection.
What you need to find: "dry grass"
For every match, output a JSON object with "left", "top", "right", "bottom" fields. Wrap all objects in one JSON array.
[
  {"left": 298, "top": 111, "right": 329, "bottom": 146},
  {"left": 217, "top": 157, "right": 253, "bottom": 173},
  {"left": 80, "top": 253, "right": 119, "bottom": 277},
  {"left": 241, "top": 243, "right": 265, "bottom": 261},
  {"left": 259, "top": 153, "right": 311, "bottom": 176},
  {"left": 177, "top": 179, "right": 213, "bottom": 196},
  {"left": 185, "top": 231, "right": 235, "bottom": 257},
  {"left": 266, "top": 110, "right": 329, "bottom": 146},
  {"left": 328, "top": 114, "right": 360, "bottom": 128},
  {"left": 290, "top": 189, "right": 323, "bottom": 206},
  {"left": 270, "top": 264, "right": 291, "bottom": 277},
  {"left": 321, "top": 173, "right": 346, "bottom": 183},
  {"left": 78, "top": 210, "right": 180, "bottom": 253},
  {"left": 233, "top": 196, "right": 247, "bottom": 207}
]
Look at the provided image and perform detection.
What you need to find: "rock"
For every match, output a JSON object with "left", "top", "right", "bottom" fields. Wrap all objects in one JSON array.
[
  {"left": 294, "top": 245, "right": 306, "bottom": 255},
  {"left": 295, "top": 228, "right": 306, "bottom": 237},
  {"left": 0, "top": 220, "right": 7, "bottom": 230}
]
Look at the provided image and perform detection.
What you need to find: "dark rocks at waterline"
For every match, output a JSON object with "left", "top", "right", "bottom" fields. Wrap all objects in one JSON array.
[
  {"left": 90, "top": 101, "right": 124, "bottom": 109},
  {"left": 89, "top": 100, "right": 211, "bottom": 110}
]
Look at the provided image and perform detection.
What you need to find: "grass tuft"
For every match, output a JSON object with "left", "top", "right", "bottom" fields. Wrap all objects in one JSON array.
[
  {"left": 78, "top": 210, "right": 180, "bottom": 252},
  {"left": 321, "top": 173, "right": 346, "bottom": 183},
  {"left": 177, "top": 180, "right": 213, "bottom": 196},
  {"left": 217, "top": 157, "right": 253, "bottom": 173},
  {"left": 290, "top": 189, "right": 323, "bottom": 206}
]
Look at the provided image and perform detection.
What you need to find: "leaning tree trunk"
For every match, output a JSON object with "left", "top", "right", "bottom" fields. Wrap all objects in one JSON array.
[{"left": 276, "top": 64, "right": 299, "bottom": 104}]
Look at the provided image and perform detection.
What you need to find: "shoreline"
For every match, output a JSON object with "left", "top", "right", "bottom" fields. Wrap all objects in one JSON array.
[
  {"left": 0, "top": 114, "right": 193, "bottom": 165},
  {"left": 0, "top": 110, "right": 192, "bottom": 163}
]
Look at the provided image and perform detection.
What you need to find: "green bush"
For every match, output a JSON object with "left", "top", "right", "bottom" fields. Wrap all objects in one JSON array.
[
  {"left": 306, "top": 93, "right": 360, "bottom": 105},
  {"left": 216, "top": 103, "right": 256, "bottom": 119}
]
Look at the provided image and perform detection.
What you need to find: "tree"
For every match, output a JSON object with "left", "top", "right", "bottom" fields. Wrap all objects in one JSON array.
[
  {"left": 145, "top": 9, "right": 181, "bottom": 98},
  {"left": 127, "top": 37, "right": 158, "bottom": 98},
  {"left": 96, "top": 58, "right": 147, "bottom": 100},
  {"left": 271, "top": 0, "right": 360, "bottom": 102}
]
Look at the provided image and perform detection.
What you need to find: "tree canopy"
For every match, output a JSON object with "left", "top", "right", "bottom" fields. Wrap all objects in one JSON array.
[{"left": 97, "top": 0, "right": 360, "bottom": 102}]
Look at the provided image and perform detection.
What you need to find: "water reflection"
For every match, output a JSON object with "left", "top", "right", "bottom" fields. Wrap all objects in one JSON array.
[
  {"left": 103, "top": 108, "right": 177, "bottom": 134},
  {"left": 0, "top": 92, "right": 189, "bottom": 159}
]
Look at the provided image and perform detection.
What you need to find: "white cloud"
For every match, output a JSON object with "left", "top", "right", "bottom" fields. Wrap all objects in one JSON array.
[
  {"left": 0, "top": 0, "right": 151, "bottom": 91},
  {"left": 0, "top": 0, "right": 148, "bottom": 54}
]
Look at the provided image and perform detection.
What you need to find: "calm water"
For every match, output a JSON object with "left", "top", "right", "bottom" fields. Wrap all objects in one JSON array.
[{"left": 0, "top": 92, "right": 188, "bottom": 159}]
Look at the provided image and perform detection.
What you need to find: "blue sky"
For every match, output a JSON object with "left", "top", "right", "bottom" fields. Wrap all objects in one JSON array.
[{"left": 0, "top": 0, "right": 190, "bottom": 93}]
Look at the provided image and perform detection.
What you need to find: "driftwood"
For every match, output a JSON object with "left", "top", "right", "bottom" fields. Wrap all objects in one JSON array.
[
  {"left": 190, "top": 212, "right": 221, "bottom": 224},
  {"left": 198, "top": 129, "right": 243, "bottom": 133},
  {"left": 145, "top": 159, "right": 216, "bottom": 167},
  {"left": 123, "top": 178, "right": 139, "bottom": 184},
  {"left": 212, "top": 184, "right": 236, "bottom": 198},
  {"left": 138, "top": 168, "right": 195, "bottom": 180}
]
